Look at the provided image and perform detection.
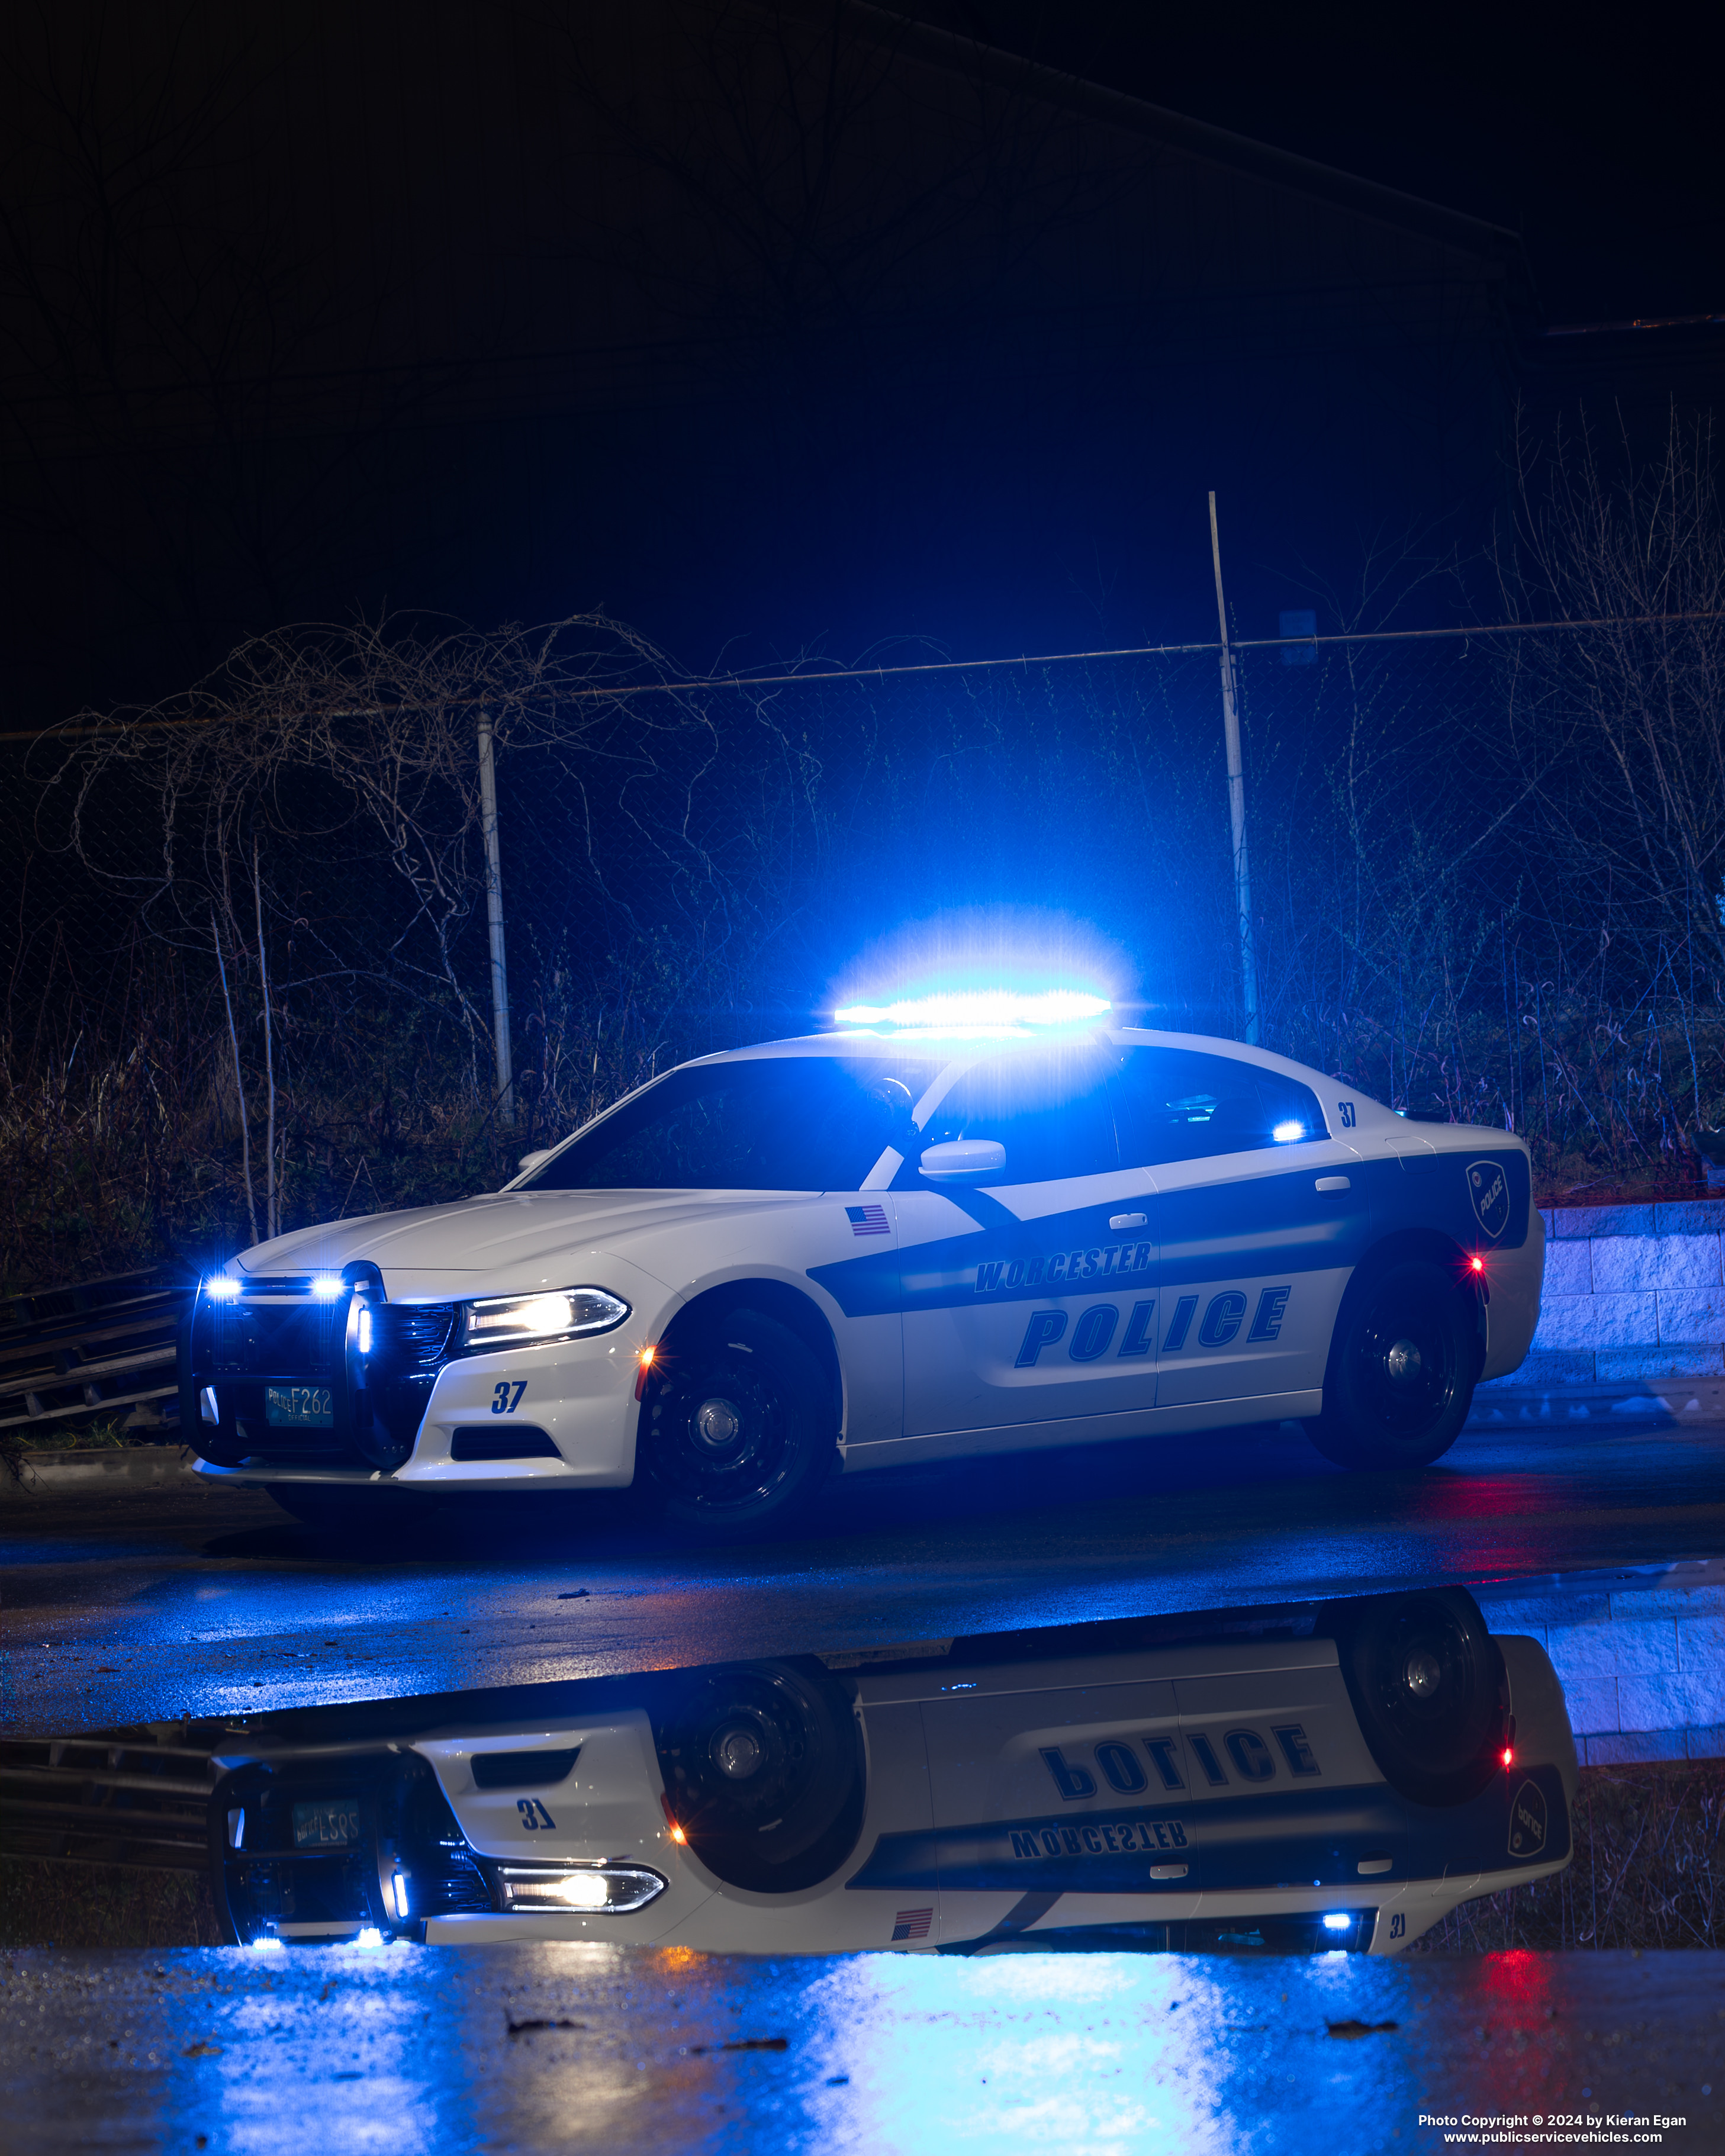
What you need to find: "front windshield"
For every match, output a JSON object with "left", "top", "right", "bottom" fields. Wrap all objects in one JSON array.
[{"left": 518, "top": 1054, "right": 944, "bottom": 1192}]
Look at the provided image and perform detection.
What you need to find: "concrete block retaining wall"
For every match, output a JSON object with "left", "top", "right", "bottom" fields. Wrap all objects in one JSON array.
[
  {"left": 1478, "top": 1562, "right": 1725, "bottom": 1768},
  {"left": 1487, "top": 1199, "right": 1725, "bottom": 1388}
]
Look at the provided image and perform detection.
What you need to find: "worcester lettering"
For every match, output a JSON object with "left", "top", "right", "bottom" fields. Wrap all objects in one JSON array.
[
  {"left": 1008, "top": 1816, "right": 1190, "bottom": 1860},
  {"left": 1040, "top": 1727, "right": 1323, "bottom": 1800},
  {"left": 977, "top": 1241, "right": 1153, "bottom": 1295}
]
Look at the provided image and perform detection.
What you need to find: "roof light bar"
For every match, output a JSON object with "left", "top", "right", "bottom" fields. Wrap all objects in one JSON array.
[{"left": 834, "top": 989, "right": 1110, "bottom": 1029}]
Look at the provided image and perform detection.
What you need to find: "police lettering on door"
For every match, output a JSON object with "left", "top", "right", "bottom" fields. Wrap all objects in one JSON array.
[{"left": 1010, "top": 1283, "right": 1295, "bottom": 1365}]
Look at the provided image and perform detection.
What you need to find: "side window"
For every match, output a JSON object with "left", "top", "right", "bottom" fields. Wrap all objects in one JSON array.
[
  {"left": 917, "top": 1050, "right": 1121, "bottom": 1185},
  {"left": 1112, "top": 1049, "right": 1328, "bottom": 1167},
  {"left": 525, "top": 1057, "right": 939, "bottom": 1191}
]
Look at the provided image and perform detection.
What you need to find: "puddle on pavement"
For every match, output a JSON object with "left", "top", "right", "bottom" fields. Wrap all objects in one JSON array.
[{"left": 3, "top": 1585, "right": 1584, "bottom": 1959}]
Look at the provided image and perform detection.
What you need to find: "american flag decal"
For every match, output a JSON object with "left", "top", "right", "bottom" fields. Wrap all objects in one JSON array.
[
  {"left": 892, "top": 1907, "right": 932, "bottom": 1942},
  {"left": 846, "top": 1204, "right": 890, "bottom": 1237}
]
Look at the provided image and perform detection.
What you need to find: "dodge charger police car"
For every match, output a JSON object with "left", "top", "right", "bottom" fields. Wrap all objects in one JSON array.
[
  {"left": 164, "top": 1588, "right": 1573, "bottom": 1957},
  {"left": 179, "top": 1022, "right": 1543, "bottom": 1537}
]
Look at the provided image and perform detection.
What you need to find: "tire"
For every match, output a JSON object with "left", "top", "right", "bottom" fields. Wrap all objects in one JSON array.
[
  {"left": 650, "top": 1659, "right": 864, "bottom": 1893},
  {"left": 638, "top": 1308, "right": 837, "bottom": 1540},
  {"left": 1318, "top": 1587, "right": 1508, "bottom": 1806},
  {"left": 1305, "top": 1258, "right": 1478, "bottom": 1470}
]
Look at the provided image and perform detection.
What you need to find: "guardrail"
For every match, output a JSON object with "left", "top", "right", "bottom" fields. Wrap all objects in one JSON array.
[
  {"left": 0, "top": 1266, "right": 192, "bottom": 1437},
  {"left": 0, "top": 1731, "right": 217, "bottom": 1870}
]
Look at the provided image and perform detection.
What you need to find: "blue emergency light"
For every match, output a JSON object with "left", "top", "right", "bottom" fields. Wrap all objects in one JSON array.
[{"left": 833, "top": 987, "right": 1111, "bottom": 1039}]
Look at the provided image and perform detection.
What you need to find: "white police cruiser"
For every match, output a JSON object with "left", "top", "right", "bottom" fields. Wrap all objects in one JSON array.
[
  {"left": 196, "top": 1589, "right": 1573, "bottom": 1958},
  {"left": 181, "top": 1011, "right": 1543, "bottom": 1536}
]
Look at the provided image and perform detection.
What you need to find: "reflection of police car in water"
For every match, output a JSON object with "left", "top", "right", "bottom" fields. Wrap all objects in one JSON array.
[
  {"left": 180, "top": 1025, "right": 1544, "bottom": 1537},
  {"left": 170, "top": 1589, "right": 1572, "bottom": 1956}
]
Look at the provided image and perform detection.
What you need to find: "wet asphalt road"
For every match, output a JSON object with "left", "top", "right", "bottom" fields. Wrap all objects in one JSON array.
[
  {"left": 9, "top": 1940, "right": 1722, "bottom": 2155},
  {"left": 7, "top": 1399, "right": 1725, "bottom": 1737}
]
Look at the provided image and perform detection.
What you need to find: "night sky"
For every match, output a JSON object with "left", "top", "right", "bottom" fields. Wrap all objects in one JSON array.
[
  {"left": 934, "top": 0, "right": 1725, "bottom": 323},
  {"left": 1, "top": 1, "right": 1720, "bottom": 715}
]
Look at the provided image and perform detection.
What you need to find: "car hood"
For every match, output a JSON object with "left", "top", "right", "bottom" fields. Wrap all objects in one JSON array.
[{"left": 230, "top": 1189, "right": 812, "bottom": 1302}]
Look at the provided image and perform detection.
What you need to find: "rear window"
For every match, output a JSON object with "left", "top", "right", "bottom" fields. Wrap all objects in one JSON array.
[
  {"left": 1112, "top": 1047, "right": 1328, "bottom": 1166},
  {"left": 520, "top": 1056, "right": 941, "bottom": 1192}
]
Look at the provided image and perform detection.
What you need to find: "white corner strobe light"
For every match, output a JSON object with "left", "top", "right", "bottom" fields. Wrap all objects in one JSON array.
[
  {"left": 204, "top": 1276, "right": 242, "bottom": 1301},
  {"left": 310, "top": 1273, "right": 345, "bottom": 1300}
]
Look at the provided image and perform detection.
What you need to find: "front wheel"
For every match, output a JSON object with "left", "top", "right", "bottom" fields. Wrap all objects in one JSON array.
[
  {"left": 650, "top": 1659, "right": 864, "bottom": 1891},
  {"left": 638, "top": 1308, "right": 836, "bottom": 1541},
  {"left": 1305, "top": 1259, "right": 1478, "bottom": 1470}
]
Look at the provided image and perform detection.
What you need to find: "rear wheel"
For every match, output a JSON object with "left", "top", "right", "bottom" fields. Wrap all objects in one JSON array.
[
  {"left": 1305, "top": 1259, "right": 1478, "bottom": 1470},
  {"left": 638, "top": 1308, "right": 837, "bottom": 1540},
  {"left": 1318, "top": 1588, "right": 1508, "bottom": 1806}
]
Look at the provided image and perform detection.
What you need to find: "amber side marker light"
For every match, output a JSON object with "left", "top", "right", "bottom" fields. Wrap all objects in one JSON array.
[
  {"left": 634, "top": 1344, "right": 659, "bottom": 1401},
  {"left": 658, "top": 1791, "right": 687, "bottom": 1844}
]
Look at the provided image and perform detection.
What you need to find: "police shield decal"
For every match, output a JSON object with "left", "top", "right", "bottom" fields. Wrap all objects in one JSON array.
[
  {"left": 1508, "top": 1778, "right": 1548, "bottom": 1858},
  {"left": 1466, "top": 1158, "right": 1511, "bottom": 1241}
]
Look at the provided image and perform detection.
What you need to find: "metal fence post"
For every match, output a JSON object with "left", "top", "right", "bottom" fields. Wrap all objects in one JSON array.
[
  {"left": 476, "top": 709, "right": 514, "bottom": 1124},
  {"left": 1208, "top": 491, "right": 1260, "bottom": 1045}
]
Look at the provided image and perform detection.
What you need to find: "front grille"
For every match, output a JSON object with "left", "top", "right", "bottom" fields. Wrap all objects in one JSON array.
[
  {"left": 218, "top": 1753, "right": 493, "bottom": 1939},
  {"left": 210, "top": 1297, "right": 345, "bottom": 1380},
  {"left": 186, "top": 1286, "right": 456, "bottom": 1465},
  {"left": 370, "top": 1303, "right": 456, "bottom": 1454}
]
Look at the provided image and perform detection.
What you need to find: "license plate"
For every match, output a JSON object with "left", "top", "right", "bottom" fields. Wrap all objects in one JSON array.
[
  {"left": 292, "top": 1797, "right": 363, "bottom": 1849},
  {"left": 267, "top": 1383, "right": 333, "bottom": 1427}
]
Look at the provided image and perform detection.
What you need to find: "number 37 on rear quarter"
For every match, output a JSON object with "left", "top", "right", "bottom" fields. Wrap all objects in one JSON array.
[{"left": 181, "top": 1026, "right": 1543, "bottom": 1537}]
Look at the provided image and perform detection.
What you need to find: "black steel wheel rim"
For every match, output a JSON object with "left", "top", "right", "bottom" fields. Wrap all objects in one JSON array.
[
  {"left": 1352, "top": 1282, "right": 1458, "bottom": 1438},
  {"left": 656, "top": 1351, "right": 792, "bottom": 1514}
]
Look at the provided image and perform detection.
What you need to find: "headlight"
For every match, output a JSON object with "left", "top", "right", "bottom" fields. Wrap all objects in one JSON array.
[
  {"left": 458, "top": 1286, "right": 630, "bottom": 1350},
  {"left": 494, "top": 1862, "right": 666, "bottom": 1913}
]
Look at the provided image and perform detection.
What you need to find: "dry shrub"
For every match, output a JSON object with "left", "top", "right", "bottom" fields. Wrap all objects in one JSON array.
[{"left": 1415, "top": 1761, "right": 1725, "bottom": 1952}]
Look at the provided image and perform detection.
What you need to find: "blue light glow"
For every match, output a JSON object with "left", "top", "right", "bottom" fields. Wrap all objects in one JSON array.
[
  {"left": 357, "top": 1305, "right": 373, "bottom": 1356},
  {"left": 355, "top": 1926, "right": 385, "bottom": 1949},
  {"left": 204, "top": 1276, "right": 241, "bottom": 1301},
  {"left": 1322, "top": 1913, "right": 1351, "bottom": 1932},
  {"left": 251, "top": 1933, "right": 283, "bottom": 1951},
  {"left": 1272, "top": 1119, "right": 1305, "bottom": 1143},
  {"left": 835, "top": 988, "right": 1110, "bottom": 1031},
  {"left": 310, "top": 1273, "right": 344, "bottom": 1300}
]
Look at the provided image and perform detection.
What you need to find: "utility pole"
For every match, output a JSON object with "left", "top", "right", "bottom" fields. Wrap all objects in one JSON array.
[
  {"left": 1208, "top": 491, "right": 1260, "bottom": 1045},
  {"left": 476, "top": 709, "right": 514, "bottom": 1124}
]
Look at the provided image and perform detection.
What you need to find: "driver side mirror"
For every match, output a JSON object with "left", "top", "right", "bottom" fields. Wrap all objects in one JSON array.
[{"left": 919, "top": 1138, "right": 1006, "bottom": 1182}]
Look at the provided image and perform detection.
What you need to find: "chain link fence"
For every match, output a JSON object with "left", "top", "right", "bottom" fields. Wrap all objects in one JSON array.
[
  {"left": 6, "top": 416, "right": 1724, "bottom": 1295},
  {"left": 4, "top": 597, "right": 1723, "bottom": 1301}
]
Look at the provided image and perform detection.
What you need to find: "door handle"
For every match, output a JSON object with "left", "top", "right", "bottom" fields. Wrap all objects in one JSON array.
[
  {"left": 1315, "top": 1176, "right": 1351, "bottom": 1195},
  {"left": 1109, "top": 1212, "right": 1148, "bottom": 1231}
]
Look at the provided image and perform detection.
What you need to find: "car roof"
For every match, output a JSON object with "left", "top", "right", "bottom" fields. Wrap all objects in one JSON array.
[{"left": 712, "top": 1025, "right": 1332, "bottom": 1090}]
